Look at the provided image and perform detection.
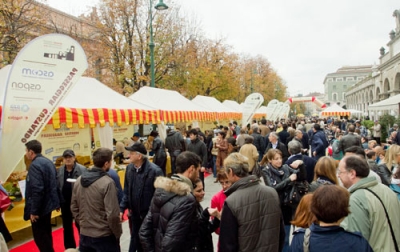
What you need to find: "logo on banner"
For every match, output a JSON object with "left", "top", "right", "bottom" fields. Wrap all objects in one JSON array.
[
  {"left": 0, "top": 34, "right": 88, "bottom": 183},
  {"left": 11, "top": 82, "right": 42, "bottom": 92},
  {"left": 22, "top": 68, "right": 54, "bottom": 78},
  {"left": 43, "top": 45, "right": 75, "bottom": 61}
]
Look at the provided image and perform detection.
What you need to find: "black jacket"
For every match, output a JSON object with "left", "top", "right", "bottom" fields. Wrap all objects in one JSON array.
[
  {"left": 24, "top": 154, "right": 60, "bottom": 221},
  {"left": 377, "top": 163, "right": 392, "bottom": 186},
  {"left": 187, "top": 138, "right": 208, "bottom": 167},
  {"left": 194, "top": 204, "right": 220, "bottom": 251},
  {"left": 139, "top": 176, "right": 197, "bottom": 252},
  {"left": 265, "top": 141, "right": 290, "bottom": 163},
  {"left": 165, "top": 130, "right": 186, "bottom": 156},
  {"left": 251, "top": 132, "right": 265, "bottom": 153},
  {"left": 339, "top": 132, "right": 361, "bottom": 153},
  {"left": 120, "top": 158, "right": 163, "bottom": 219},
  {"left": 262, "top": 164, "right": 296, "bottom": 224}
]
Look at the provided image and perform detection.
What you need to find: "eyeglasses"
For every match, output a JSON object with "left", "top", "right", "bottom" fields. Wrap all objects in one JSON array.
[
  {"left": 337, "top": 169, "right": 348, "bottom": 175},
  {"left": 219, "top": 181, "right": 231, "bottom": 186}
]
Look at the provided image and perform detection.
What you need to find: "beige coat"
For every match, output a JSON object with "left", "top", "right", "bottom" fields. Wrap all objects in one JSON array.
[{"left": 239, "top": 143, "right": 259, "bottom": 171}]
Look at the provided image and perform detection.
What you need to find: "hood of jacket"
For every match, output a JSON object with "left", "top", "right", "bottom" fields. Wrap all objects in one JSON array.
[
  {"left": 167, "top": 130, "right": 177, "bottom": 137},
  {"left": 80, "top": 167, "right": 107, "bottom": 188},
  {"left": 152, "top": 176, "right": 191, "bottom": 208},
  {"left": 225, "top": 175, "right": 260, "bottom": 197},
  {"left": 348, "top": 176, "right": 378, "bottom": 193}
]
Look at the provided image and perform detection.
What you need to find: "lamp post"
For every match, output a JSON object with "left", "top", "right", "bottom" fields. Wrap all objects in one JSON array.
[{"left": 149, "top": 0, "right": 168, "bottom": 87}]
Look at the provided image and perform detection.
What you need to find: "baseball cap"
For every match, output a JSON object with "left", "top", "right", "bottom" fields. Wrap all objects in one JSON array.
[
  {"left": 394, "top": 124, "right": 398, "bottom": 128},
  {"left": 133, "top": 132, "right": 140, "bottom": 137},
  {"left": 125, "top": 143, "right": 147, "bottom": 155},
  {"left": 63, "top": 149, "right": 75, "bottom": 157}
]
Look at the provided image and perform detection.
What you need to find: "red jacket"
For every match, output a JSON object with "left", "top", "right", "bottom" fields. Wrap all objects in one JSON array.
[{"left": 210, "top": 190, "right": 226, "bottom": 235}]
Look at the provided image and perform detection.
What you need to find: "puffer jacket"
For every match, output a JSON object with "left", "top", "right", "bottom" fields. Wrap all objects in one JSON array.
[
  {"left": 24, "top": 154, "right": 60, "bottom": 221},
  {"left": 219, "top": 175, "right": 284, "bottom": 252},
  {"left": 341, "top": 176, "right": 400, "bottom": 252},
  {"left": 139, "top": 176, "right": 197, "bottom": 252},
  {"left": 70, "top": 167, "right": 122, "bottom": 239}
]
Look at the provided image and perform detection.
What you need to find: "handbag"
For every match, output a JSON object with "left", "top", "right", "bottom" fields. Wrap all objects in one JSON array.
[
  {"left": 0, "top": 190, "right": 11, "bottom": 213},
  {"left": 284, "top": 180, "right": 309, "bottom": 208}
]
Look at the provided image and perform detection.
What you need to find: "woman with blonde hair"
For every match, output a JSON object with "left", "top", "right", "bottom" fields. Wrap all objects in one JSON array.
[
  {"left": 377, "top": 144, "right": 400, "bottom": 185},
  {"left": 309, "top": 156, "right": 338, "bottom": 192}
]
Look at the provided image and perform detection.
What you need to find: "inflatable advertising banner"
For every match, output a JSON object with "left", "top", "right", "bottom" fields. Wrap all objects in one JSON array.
[
  {"left": 0, "top": 34, "right": 88, "bottom": 182},
  {"left": 242, "top": 93, "right": 264, "bottom": 127}
]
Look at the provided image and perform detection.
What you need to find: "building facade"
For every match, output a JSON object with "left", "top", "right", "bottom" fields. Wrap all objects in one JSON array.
[
  {"left": 323, "top": 65, "right": 372, "bottom": 108},
  {"left": 345, "top": 10, "right": 400, "bottom": 119}
]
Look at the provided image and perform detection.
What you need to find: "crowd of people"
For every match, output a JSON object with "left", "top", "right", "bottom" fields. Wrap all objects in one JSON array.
[{"left": 20, "top": 116, "right": 400, "bottom": 252}]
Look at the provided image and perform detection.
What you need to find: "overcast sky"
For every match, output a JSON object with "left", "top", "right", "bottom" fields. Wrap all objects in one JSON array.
[{"left": 47, "top": 0, "right": 400, "bottom": 97}]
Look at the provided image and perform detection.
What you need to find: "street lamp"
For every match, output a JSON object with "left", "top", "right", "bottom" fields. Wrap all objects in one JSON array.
[{"left": 149, "top": 0, "right": 168, "bottom": 87}]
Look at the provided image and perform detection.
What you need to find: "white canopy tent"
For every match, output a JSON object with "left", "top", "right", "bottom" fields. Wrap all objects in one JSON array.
[
  {"left": 222, "top": 100, "right": 242, "bottom": 113},
  {"left": 368, "top": 94, "right": 400, "bottom": 112},
  {"left": 320, "top": 103, "right": 350, "bottom": 117},
  {"left": 128, "top": 87, "right": 216, "bottom": 139},
  {"left": 191, "top": 95, "right": 242, "bottom": 121}
]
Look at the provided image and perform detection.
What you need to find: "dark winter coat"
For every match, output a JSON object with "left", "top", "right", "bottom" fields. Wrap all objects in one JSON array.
[
  {"left": 376, "top": 163, "right": 392, "bottom": 186},
  {"left": 219, "top": 175, "right": 284, "bottom": 252},
  {"left": 24, "top": 154, "right": 60, "bottom": 221},
  {"left": 119, "top": 158, "right": 163, "bottom": 219},
  {"left": 261, "top": 164, "right": 296, "bottom": 224},
  {"left": 251, "top": 132, "right": 265, "bottom": 154},
  {"left": 57, "top": 162, "right": 87, "bottom": 203},
  {"left": 285, "top": 154, "right": 316, "bottom": 183},
  {"left": 265, "top": 141, "right": 290, "bottom": 163},
  {"left": 187, "top": 138, "right": 208, "bottom": 167},
  {"left": 338, "top": 132, "right": 361, "bottom": 153},
  {"left": 165, "top": 130, "right": 186, "bottom": 156},
  {"left": 139, "top": 176, "right": 197, "bottom": 252},
  {"left": 290, "top": 223, "right": 373, "bottom": 252},
  {"left": 194, "top": 204, "right": 220, "bottom": 252}
]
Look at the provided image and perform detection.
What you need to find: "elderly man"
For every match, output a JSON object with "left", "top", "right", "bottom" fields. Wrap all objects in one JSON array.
[
  {"left": 286, "top": 140, "right": 316, "bottom": 183},
  {"left": 338, "top": 155, "right": 400, "bottom": 252},
  {"left": 219, "top": 153, "right": 284, "bottom": 252},
  {"left": 120, "top": 143, "right": 163, "bottom": 252},
  {"left": 57, "top": 149, "right": 87, "bottom": 250},
  {"left": 265, "top": 132, "right": 289, "bottom": 163}
]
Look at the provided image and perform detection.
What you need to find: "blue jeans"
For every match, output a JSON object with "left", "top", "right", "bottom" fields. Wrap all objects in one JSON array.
[
  {"left": 80, "top": 234, "right": 120, "bottom": 252},
  {"left": 212, "top": 155, "right": 217, "bottom": 178},
  {"left": 282, "top": 224, "right": 291, "bottom": 252}
]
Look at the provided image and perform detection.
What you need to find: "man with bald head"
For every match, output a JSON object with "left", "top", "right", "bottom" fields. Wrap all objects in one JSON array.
[{"left": 338, "top": 155, "right": 400, "bottom": 252}]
